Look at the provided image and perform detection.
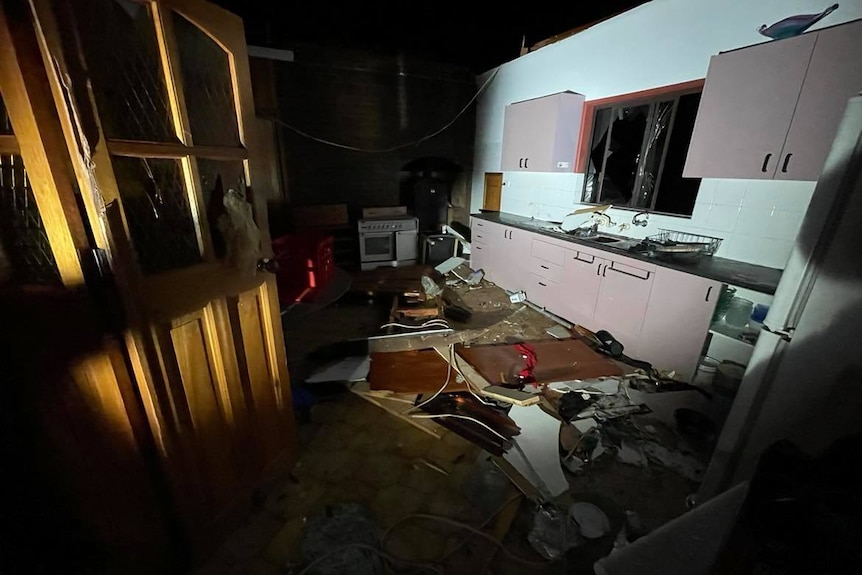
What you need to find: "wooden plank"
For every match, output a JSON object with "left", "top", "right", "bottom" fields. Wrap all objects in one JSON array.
[
  {"left": 367, "top": 348, "right": 456, "bottom": 394},
  {"left": 106, "top": 139, "right": 248, "bottom": 160},
  {"left": 348, "top": 381, "right": 445, "bottom": 439},
  {"left": 0, "top": 134, "right": 19, "bottom": 153}
]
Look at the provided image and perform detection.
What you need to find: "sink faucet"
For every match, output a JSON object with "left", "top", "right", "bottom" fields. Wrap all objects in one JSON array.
[{"left": 632, "top": 211, "right": 650, "bottom": 227}]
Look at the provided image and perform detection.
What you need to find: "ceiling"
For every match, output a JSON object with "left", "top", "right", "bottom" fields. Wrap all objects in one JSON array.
[{"left": 214, "top": 1, "right": 650, "bottom": 73}]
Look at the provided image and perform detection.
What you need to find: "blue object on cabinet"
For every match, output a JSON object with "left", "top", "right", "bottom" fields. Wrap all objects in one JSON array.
[{"left": 758, "top": 3, "right": 839, "bottom": 39}]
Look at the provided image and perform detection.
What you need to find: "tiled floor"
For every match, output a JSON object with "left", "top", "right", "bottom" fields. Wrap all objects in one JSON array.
[{"left": 193, "top": 293, "right": 698, "bottom": 575}]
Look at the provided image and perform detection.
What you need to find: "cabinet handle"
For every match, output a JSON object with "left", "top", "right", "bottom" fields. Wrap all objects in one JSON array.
[
  {"left": 596, "top": 263, "right": 602, "bottom": 276},
  {"left": 575, "top": 254, "right": 595, "bottom": 264},
  {"left": 538, "top": 281, "right": 547, "bottom": 287},
  {"left": 606, "top": 264, "right": 651, "bottom": 281},
  {"left": 524, "top": 157, "right": 529, "bottom": 169},
  {"left": 519, "top": 158, "right": 524, "bottom": 168},
  {"left": 540, "top": 264, "right": 549, "bottom": 270},
  {"left": 705, "top": 286, "right": 713, "bottom": 302},
  {"left": 781, "top": 153, "right": 792, "bottom": 173},
  {"left": 475, "top": 246, "right": 482, "bottom": 250},
  {"left": 602, "top": 264, "right": 608, "bottom": 277},
  {"left": 761, "top": 153, "right": 772, "bottom": 173}
]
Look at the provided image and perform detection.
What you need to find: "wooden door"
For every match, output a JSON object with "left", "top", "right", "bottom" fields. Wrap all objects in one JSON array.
[
  {"left": 28, "top": 0, "right": 297, "bottom": 564},
  {"left": 682, "top": 34, "right": 816, "bottom": 179},
  {"left": 0, "top": 2, "right": 176, "bottom": 571},
  {"left": 482, "top": 172, "right": 502, "bottom": 211},
  {"left": 776, "top": 20, "right": 862, "bottom": 181}
]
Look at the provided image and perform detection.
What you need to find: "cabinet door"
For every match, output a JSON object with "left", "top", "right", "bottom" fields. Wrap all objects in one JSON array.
[
  {"left": 557, "top": 250, "right": 604, "bottom": 326},
  {"left": 592, "top": 258, "right": 654, "bottom": 357},
  {"left": 526, "top": 273, "right": 559, "bottom": 309},
  {"left": 497, "top": 226, "right": 535, "bottom": 293},
  {"left": 776, "top": 20, "right": 862, "bottom": 181},
  {"left": 682, "top": 33, "right": 816, "bottom": 179},
  {"left": 501, "top": 96, "right": 557, "bottom": 171},
  {"left": 638, "top": 268, "right": 720, "bottom": 382}
]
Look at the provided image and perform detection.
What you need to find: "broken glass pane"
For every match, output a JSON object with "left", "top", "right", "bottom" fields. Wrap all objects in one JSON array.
[
  {"left": 76, "top": 0, "right": 175, "bottom": 142},
  {"left": 633, "top": 100, "right": 673, "bottom": 209},
  {"left": 197, "top": 159, "right": 245, "bottom": 208},
  {"left": 0, "top": 154, "right": 61, "bottom": 284},
  {"left": 172, "top": 12, "right": 241, "bottom": 147},
  {"left": 112, "top": 156, "right": 201, "bottom": 274}
]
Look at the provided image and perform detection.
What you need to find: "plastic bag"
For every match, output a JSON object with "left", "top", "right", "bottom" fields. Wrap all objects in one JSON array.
[
  {"left": 527, "top": 504, "right": 583, "bottom": 560},
  {"left": 217, "top": 189, "right": 261, "bottom": 275}
]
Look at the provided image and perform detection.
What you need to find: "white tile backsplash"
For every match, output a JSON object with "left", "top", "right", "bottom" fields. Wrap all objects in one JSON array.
[
  {"left": 712, "top": 180, "right": 746, "bottom": 206},
  {"left": 498, "top": 173, "right": 814, "bottom": 270},
  {"left": 704, "top": 204, "right": 740, "bottom": 232},
  {"left": 764, "top": 209, "right": 804, "bottom": 241}
]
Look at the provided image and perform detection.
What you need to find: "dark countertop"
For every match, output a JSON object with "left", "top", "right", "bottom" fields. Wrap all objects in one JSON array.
[{"left": 471, "top": 211, "right": 782, "bottom": 295}]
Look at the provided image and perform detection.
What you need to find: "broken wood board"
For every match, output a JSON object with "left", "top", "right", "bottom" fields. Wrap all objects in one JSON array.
[
  {"left": 456, "top": 337, "right": 624, "bottom": 387},
  {"left": 348, "top": 381, "right": 445, "bottom": 439},
  {"left": 367, "top": 349, "right": 461, "bottom": 394}
]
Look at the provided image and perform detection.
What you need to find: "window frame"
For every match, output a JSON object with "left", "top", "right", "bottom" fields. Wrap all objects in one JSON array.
[{"left": 576, "top": 79, "right": 704, "bottom": 215}]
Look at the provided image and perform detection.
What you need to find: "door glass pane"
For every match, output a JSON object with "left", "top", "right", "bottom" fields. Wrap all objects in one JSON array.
[
  {"left": 112, "top": 156, "right": 201, "bottom": 274},
  {"left": 76, "top": 0, "right": 175, "bottom": 142},
  {"left": 0, "top": 154, "right": 61, "bottom": 285},
  {"left": 172, "top": 12, "right": 241, "bottom": 147},
  {"left": 197, "top": 159, "right": 245, "bottom": 207},
  {"left": 0, "top": 96, "right": 12, "bottom": 135}
]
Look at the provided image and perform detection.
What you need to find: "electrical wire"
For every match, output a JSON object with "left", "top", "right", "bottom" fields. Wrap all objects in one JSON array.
[
  {"left": 291, "top": 542, "right": 443, "bottom": 575},
  {"left": 379, "top": 320, "right": 450, "bottom": 330},
  {"left": 450, "top": 348, "right": 497, "bottom": 407},
  {"left": 412, "top": 344, "right": 455, "bottom": 410},
  {"left": 265, "top": 69, "right": 499, "bottom": 153}
]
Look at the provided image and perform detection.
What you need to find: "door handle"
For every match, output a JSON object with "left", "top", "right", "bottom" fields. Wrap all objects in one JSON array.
[
  {"left": 705, "top": 285, "right": 713, "bottom": 302},
  {"left": 781, "top": 153, "right": 792, "bottom": 173},
  {"left": 606, "top": 264, "right": 650, "bottom": 280},
  {"left": 257, "top": 258, "right": 279, "bottom": 273},
  {"left": 761, "top": 153, "right": 772, "bottom": 173}
]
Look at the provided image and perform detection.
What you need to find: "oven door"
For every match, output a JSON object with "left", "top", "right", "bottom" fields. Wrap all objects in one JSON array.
[{"left": 359, "top": 231, "right": 395, "bottom": 263}]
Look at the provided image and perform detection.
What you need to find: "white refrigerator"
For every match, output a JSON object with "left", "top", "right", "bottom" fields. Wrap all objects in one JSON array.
[{"left": 697, "top": 93, "right": 862, "bottom": 502}]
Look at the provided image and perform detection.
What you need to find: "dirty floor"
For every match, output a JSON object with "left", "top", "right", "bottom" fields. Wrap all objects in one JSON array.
[{"left": 192, "top": 292, "right": 699, "bottom": 575}]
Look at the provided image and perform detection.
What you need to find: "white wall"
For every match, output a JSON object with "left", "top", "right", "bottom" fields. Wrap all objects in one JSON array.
[{"left": 471, "top": 0, "right": 862, "bottom": 270}]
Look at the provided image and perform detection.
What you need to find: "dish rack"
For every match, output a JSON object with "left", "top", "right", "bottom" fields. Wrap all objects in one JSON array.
[{"left": 646, "top": 229, "right": 723, "bottom": 257}]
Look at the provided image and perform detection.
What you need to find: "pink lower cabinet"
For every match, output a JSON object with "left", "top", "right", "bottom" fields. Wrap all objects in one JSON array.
[
  {"left": 494, "top": 225, "right": 534, "bottom": 293},
  {"left": 557, "top": 249, "right": 604, "bottom": 326},
  {"left": 637, "top": 267, "right": 721, "bottom": 382},
  {"left": 470, "top": 219, "right": 504, "bottom": 282},
  {"left": 527, "top": 274, "right": 560, "bottom": 309},
  {"left": 591, "top": 256, "right": 656, "bottom": 358}
]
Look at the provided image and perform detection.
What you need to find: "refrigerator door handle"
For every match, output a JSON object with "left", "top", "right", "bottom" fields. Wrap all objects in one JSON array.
[{"left": 762, "top": 324, "right": 794, "bottom": 342}]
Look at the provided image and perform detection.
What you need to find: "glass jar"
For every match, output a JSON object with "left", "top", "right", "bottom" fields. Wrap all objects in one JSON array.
[{"left": 724, "top": 297, "right": 753, "bottom": 329}]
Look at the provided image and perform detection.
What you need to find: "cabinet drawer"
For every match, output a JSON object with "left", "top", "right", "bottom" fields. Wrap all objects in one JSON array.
[
  {"left": 527, "top": 273, "right": 559, "bottom": 309},
  {"left": 529, "top": 257, "right": 564, "bottom": 282},
  {"left": 532, "top": 240, "right": 566, "bottom": 265}
]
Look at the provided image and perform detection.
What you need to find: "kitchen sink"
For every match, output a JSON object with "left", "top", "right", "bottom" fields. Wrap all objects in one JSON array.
[{"left": 589, "top": 236, "right": 624, "bottom": 244}]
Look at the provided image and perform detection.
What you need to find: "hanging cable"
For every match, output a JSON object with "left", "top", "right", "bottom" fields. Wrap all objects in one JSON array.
[
  {"left": 408, "top": 413, "right": 509, "bottom": 441},
  {"left": 265, "top": 68, "right": 499, "bottom": 153}
]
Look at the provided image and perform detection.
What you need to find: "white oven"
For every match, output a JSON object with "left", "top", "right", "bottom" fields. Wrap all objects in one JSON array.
[{"left": 358, "top": 215, "right": 419, "bottom": 271}]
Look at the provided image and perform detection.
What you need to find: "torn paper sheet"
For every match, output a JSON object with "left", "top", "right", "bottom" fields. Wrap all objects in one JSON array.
[
  {"left": 306, "top": 356, "right": 370, "bottom": 383},
  {"left": 434, "top": 256, "right": 466, "bottom": 275},
  {"left": 503, "top": 405, "right": 569, "bottom": 500}
]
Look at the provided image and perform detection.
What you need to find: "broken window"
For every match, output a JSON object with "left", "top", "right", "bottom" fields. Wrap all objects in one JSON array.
[{"left": 582, "top": 87, "right": 702, "bottom": 217}]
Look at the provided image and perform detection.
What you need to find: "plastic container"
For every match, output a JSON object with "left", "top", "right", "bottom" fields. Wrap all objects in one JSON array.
[{"left": 693, "top": 355, "right": 719, "bottom": 388}]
